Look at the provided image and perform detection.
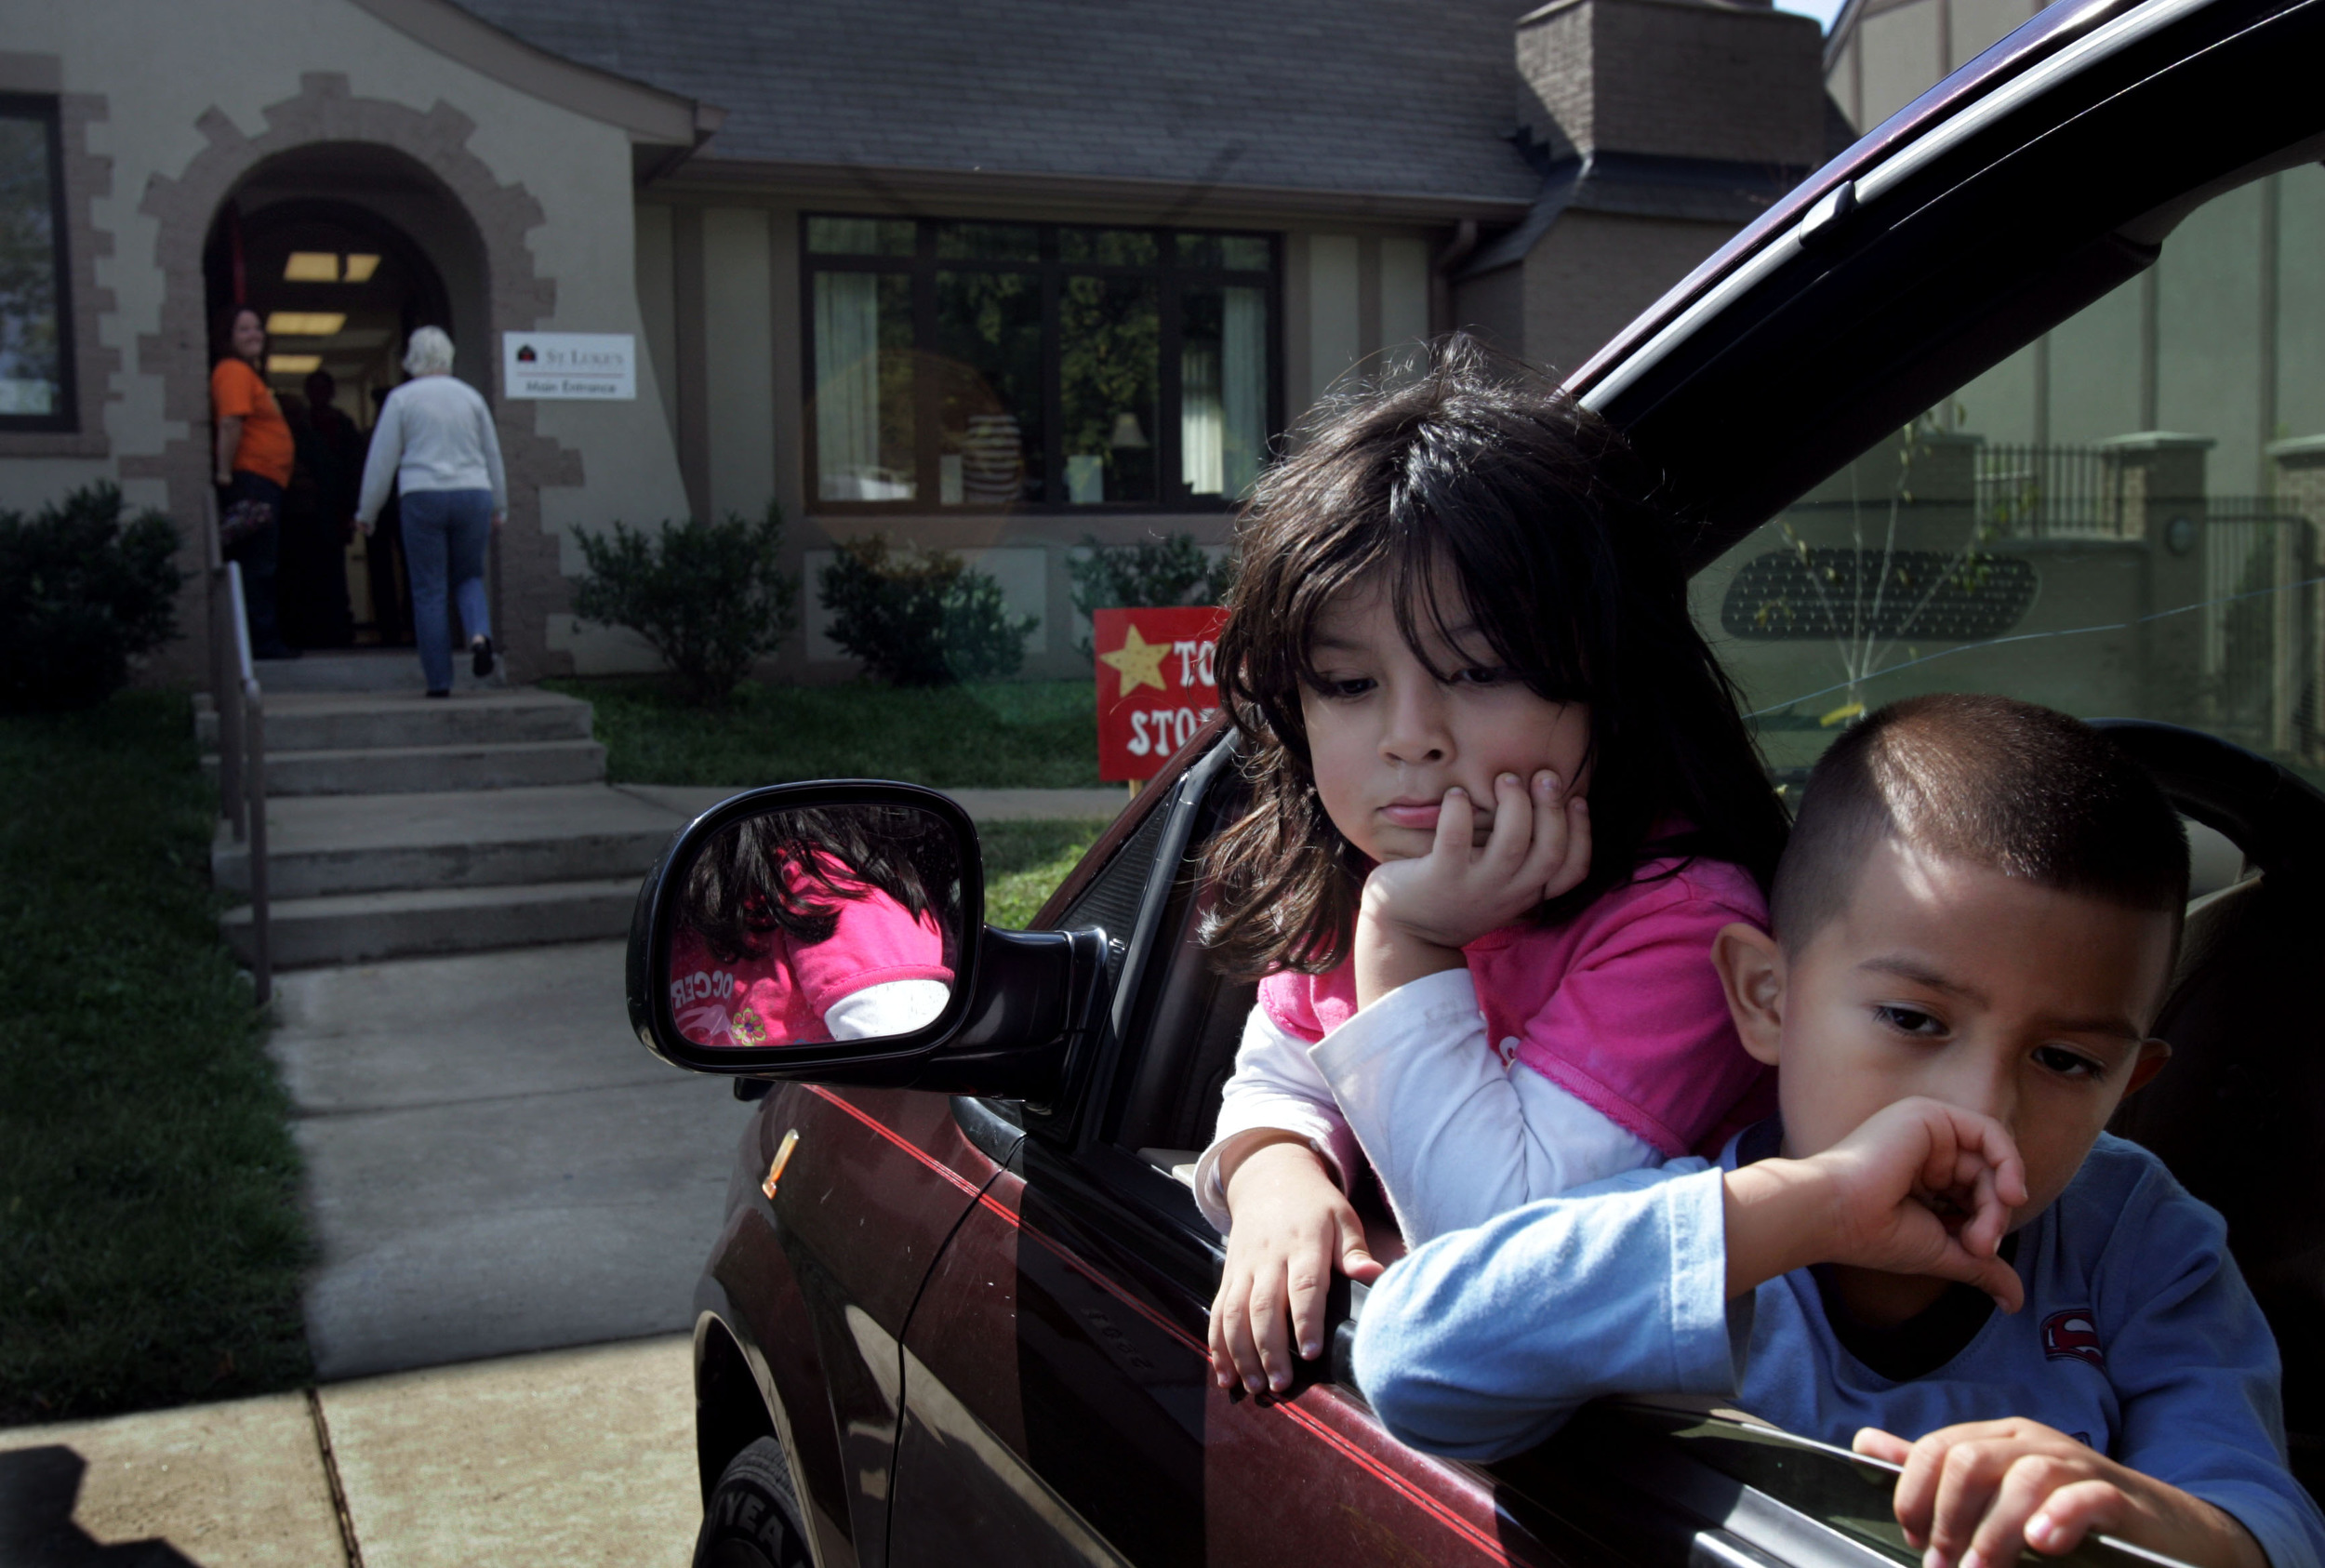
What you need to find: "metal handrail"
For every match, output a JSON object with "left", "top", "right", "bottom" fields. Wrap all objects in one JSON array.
[{"left": 214, "top": 552, "right": 271, "bottom": 1003}]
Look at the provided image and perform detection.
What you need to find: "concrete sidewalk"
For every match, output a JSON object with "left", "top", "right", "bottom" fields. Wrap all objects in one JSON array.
[
  {"left": 272, "top": 937, "right": 751, "bottom": 1381},
  {"left": 0, "top": 1335, "right": 698, "bottom": 1566}
]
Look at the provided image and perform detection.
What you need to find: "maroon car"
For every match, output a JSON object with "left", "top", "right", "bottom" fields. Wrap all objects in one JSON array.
[{"left": 628, "top": 0, "right": 2325, "bottom": 1557}]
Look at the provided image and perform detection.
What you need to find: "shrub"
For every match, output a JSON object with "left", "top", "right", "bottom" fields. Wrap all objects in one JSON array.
[
  {"left": 0, "top": 483, "right": 184, "bottom": 713},
  {"left": 571, "top": 503, "right": 800, "bottom": 706},
  {"left": 818, "top": 535, "right": 1038, "bottom": 686},
  {"left": 1068, "top": 531, "right": 1232, "bottom": 652}
]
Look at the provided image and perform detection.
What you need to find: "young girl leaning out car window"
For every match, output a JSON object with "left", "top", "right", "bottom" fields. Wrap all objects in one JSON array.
[{"left": 1195, "top": 336, "right": 1789, "bottom": 1395}]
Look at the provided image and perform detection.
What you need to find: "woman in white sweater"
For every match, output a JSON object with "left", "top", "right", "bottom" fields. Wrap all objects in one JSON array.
[{"left": 357, "top": 327, "right": 508, "bottom": 697}]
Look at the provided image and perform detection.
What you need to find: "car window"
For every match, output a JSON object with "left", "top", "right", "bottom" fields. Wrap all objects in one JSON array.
[
  {"left": 1694, "top": 166, "right": 2325, "bottom": 789},
  {"left": 1598, "top": 1401, "right": 2197, "bottom": 1568}
]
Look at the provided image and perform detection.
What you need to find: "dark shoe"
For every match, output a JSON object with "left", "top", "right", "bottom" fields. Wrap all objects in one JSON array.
[
  {"left": 471, "top": 635, "right": 495, "bottom": 679},
  {"left": 425, "top": 688, "right": 451, "bottom": 699}
]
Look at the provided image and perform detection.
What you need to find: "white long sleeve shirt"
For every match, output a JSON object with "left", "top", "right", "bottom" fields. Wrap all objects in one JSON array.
[
  {"left": 1192, "top": 969, "right": 1659, "bottom": 1245},
  {"left": 356, "top": 373, "right": 508, "bottom": 524}
]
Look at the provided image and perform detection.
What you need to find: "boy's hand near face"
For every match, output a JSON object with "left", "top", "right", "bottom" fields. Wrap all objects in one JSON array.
[
  {"left": 1355, "top": 769, "right": 1590, "bottom": 1007},
  {"left": 1210, "top": 1133, "right": 1385, "bottom": 1394},
  {"left": 1721, "top": 1096, "right": 2030, "bottom": 1311},
  {"left": 1853, "top": 1419, "right": 2268, "bottom": 1568}
]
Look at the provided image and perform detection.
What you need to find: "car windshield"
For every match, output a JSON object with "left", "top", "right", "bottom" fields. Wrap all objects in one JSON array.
[{"left": 1694, "top": 165, "right": 2325, "bottom": 822}]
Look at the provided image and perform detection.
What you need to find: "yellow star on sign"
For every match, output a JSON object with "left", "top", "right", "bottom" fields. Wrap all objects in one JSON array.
[{"left": 1099, "top": 622, "right": 1171, "bottom": 698}]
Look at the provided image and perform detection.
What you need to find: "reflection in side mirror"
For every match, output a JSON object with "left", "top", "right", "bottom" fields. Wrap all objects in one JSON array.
[{"left": 668, "top": 803, "right": 963, "bottom": 1051}]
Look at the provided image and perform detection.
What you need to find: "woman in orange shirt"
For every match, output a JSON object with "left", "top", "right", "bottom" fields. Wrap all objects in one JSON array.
[{"left": 210, "top": 306, "right": 299, "bottom": 659}]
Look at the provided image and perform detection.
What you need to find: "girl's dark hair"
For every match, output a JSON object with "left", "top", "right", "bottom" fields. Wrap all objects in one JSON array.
[
  {"left": 1203, "top": 334, "right": 1788, "bottom": 977},
  {"left": 683, "top": 806, "right": 962, "bottom": 966}
]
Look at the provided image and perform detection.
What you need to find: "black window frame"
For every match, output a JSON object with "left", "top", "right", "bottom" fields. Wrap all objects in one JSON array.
[
  {"left": 0, "top": 93, "right": 74, "bottom": 435},
  {"left": 800, "top": 216, "right": 1283, "bottom": 513}
]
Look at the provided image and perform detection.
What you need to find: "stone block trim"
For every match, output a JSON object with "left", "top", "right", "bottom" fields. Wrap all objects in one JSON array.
[
  {"left": 126, "top": 72, "right": 585, "bottom": 687},
  {"left": 0, "top": 86, "right": 117, "bottom": 459}
]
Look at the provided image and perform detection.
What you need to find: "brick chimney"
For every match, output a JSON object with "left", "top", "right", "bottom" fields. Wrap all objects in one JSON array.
[{"left": 1516, "top": 0, "right": 1827, "bottom": 167}]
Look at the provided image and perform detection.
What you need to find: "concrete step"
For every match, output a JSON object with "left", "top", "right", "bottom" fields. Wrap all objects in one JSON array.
[
  {"left": 256, "top": 649, "right": 507, "bottom": 695},
  {"left": 196, "top": 689, "right": 593, "bottom": 753},
  {"left": 206, "top": 738, "right": 606, "bottom": 795},
  {"left": 213, "top": 784, "right": 686, "bottom": 898},
  {"left": 222, "top": 878, "right": 642, "bottom": 969}
]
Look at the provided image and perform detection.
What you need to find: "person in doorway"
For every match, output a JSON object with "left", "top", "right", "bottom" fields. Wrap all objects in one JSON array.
[
  {"left": 278, "top": 376, "right": 355, "bottom": 648},
  {"left": 210, "top": 305, "right": 299, "bottom": 658},
  {"left": 356, "top": 326, "right": 508, "bottom": 697}
]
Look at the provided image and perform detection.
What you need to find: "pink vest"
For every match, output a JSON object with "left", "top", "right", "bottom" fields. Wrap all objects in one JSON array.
[
  {"left": 1260, "top": 857, "right": 1774, "bottom": 1157},
  {"left": 670, "top": 871, "right": 951, "bottom": 1048}
]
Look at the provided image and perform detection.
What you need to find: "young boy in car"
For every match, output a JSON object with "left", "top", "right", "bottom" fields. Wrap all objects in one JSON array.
[{"left": 1353, "top": 693, "right": 2325, "bottom": 1568}]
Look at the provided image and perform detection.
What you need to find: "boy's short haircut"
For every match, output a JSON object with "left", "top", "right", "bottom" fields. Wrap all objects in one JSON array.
[{"left": 1770, "top": 693, "right": 2189, "bottom": 953}]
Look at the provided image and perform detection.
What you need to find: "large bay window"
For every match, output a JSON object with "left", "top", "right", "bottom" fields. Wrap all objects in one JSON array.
[
  {"left": 0, "top": 96, "right": 71, "bottom": 432},
  {"left": 805, "top": 217, "right": 1277, "bottom": 509}
]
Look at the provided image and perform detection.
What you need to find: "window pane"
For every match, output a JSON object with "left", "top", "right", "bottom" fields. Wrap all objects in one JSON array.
[
  {"left": 1060, "top": 274, "right": 1158, "bottom": 504},
  {"left": 1181, "top": 283, "right": 1269, "bottom": 498},
  {"left": 0, "top": 113, "right": 63, "bottom": 419},
  {"left": 805, "top": 217, "right": 915, "bottom": 257},
  {"left": 936, "top": 271, "right": 1043, "bottom": 506},
  {"left": 936, "top": 222, "right": 1039, "bottom": 262},
  {"left": 1177, "top": 233, "right": 1270, "bottom": 272},
  {"left": 811, "top": 271, "right": 916, "bottom": 501},
  {"left": 1695, "top": 167, "right": 2325, "bottom": 779},
  {"left": 1059, "top": 228, "right": 1158, "bottom": 267}
]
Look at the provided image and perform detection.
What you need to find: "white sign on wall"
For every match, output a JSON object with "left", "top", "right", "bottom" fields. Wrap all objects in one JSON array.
[{"left": 501, "top": 332, "right": 636, "bottom": 400}]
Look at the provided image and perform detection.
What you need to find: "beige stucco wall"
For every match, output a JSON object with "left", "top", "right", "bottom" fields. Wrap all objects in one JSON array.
[{"left": 3, "top": 0, "right": 691, "bottom": 682}]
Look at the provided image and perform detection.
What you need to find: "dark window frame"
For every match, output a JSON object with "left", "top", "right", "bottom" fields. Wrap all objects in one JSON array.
[
  {"left": 800, "top": 216, "right": 1282, "bottom": 513},
  {"left": 0, "top": 93, "right": 74, "bottom": 435}
]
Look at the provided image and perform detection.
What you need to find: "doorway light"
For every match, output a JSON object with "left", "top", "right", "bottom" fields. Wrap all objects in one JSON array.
[
  {"left": 266, "top": 353, "right": 323, "bottom": 375},
  {"left": 283, "top": 251, "right": 339, "bottom": 283},
  {"left": 343, "top": 254, "right": 381, "bottom": 283},
  {"left": 266, "top": 312, "right": 346, "bottom": 337}
]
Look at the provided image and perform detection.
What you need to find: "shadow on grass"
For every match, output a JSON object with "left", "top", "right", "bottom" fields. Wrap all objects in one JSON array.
[
  {"left": 543, "top": 676, "right": 1102, "bottom": 791},
  {"left": 0, "top": 692, "right": 311, "bottom": 1426}
]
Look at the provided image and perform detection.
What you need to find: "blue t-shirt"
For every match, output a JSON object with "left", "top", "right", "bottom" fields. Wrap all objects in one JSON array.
[{"left": 1354, "top": 1130, "right": 2325, "bottom": 1568}]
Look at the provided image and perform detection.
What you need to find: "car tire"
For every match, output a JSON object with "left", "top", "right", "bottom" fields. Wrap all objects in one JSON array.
[{"left": 694, "top": 1436, "right": 814, "bottom": 1568}]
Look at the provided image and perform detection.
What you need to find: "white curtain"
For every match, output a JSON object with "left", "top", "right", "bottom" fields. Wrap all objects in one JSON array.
[
  {"left": 1221, "top": 286, "right": 1266, "bottom": 498},
  {"left": 814, "top": 272, "right": 882, "bottom": 500},
  {"left": 1181, "top": 346, "right": 1222, "bottom": 496}
]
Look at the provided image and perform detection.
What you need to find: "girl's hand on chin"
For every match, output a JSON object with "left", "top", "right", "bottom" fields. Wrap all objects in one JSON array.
[{"left": 1361, "top": 770, "right": 1591, "bottom": 953}]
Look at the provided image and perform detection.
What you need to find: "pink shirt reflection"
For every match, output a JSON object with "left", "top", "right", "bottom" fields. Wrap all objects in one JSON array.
[{"left": 670, "top": 860, "right": 952, "bottom": 1047}]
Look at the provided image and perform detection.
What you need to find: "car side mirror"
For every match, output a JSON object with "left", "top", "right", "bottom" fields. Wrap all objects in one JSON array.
[{"left": 624, "top": 780, "right": 1112, "bottom": 1102}]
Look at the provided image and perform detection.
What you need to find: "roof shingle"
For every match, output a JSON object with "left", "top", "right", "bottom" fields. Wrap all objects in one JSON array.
[{"left": 454, "top": 0, "right": 1542, "bottom": 204}]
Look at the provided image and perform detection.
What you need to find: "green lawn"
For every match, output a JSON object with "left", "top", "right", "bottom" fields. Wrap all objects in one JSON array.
[
  {"left": 0, "top": 691, "right": 312, "bottom": 1424},
  {"left": 979, "top": 818, "right": 1114, "bottom": 928},
  {"left": 543, "top": 675, "right": 1103, "bottom": 790}
]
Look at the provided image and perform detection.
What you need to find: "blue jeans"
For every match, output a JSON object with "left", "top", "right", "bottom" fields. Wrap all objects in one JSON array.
[{"left": 400, "top": 488, "right": 494, "bottom": 693}]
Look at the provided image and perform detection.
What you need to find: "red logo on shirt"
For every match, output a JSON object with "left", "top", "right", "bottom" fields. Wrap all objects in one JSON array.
[{"left": 2040, "top": 1309, "right": 2105, "bottom": 1368}]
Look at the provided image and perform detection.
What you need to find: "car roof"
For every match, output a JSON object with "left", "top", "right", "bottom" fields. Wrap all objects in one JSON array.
[
  {"left": 1561, "top": 0, "right": 2146, "bottom": 404},
  {"left": 1553, "top": 0, "right": 2325, "bottom": 568}
]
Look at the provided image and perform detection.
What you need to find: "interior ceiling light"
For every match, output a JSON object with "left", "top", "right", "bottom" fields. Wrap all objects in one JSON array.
[
  {"left": 283, "top": 252, "right": 339, "bottom": 282},
  {"left": 265, "top": 312, "right": 346, "bottom": 338},
  {"left": 266, "top": 353, "right": 323, "bottom": 375},
  {"left": 342, "top": 253, "right": 381, "bottom": 283}
]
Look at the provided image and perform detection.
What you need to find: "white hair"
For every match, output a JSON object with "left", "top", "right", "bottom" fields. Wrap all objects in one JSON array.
[{"left": 403, "top": 326, "right": 456, "bottom": 377}]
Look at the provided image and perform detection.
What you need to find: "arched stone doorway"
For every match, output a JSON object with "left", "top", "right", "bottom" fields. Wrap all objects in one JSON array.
[
  {"left": 205, "top": 164, "right": 480, "bottom": 650},
  {"left": 132, "top": 73, "right": 583, "bottom": 681}
]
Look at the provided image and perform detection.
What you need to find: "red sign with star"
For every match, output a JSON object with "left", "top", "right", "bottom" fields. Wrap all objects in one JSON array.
[{"left": 1094, "top": 605, "right": 1229, "bottom": 782}]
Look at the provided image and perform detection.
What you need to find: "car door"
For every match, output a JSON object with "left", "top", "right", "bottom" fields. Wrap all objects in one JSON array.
[{"left": 885, "top": 747, "right": 1574, "bottom": 1568}]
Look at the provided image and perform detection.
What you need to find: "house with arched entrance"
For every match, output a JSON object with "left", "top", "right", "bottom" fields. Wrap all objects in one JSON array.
[{"left": 2, "top": 0, "right": 1831, "bottom": 687}]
